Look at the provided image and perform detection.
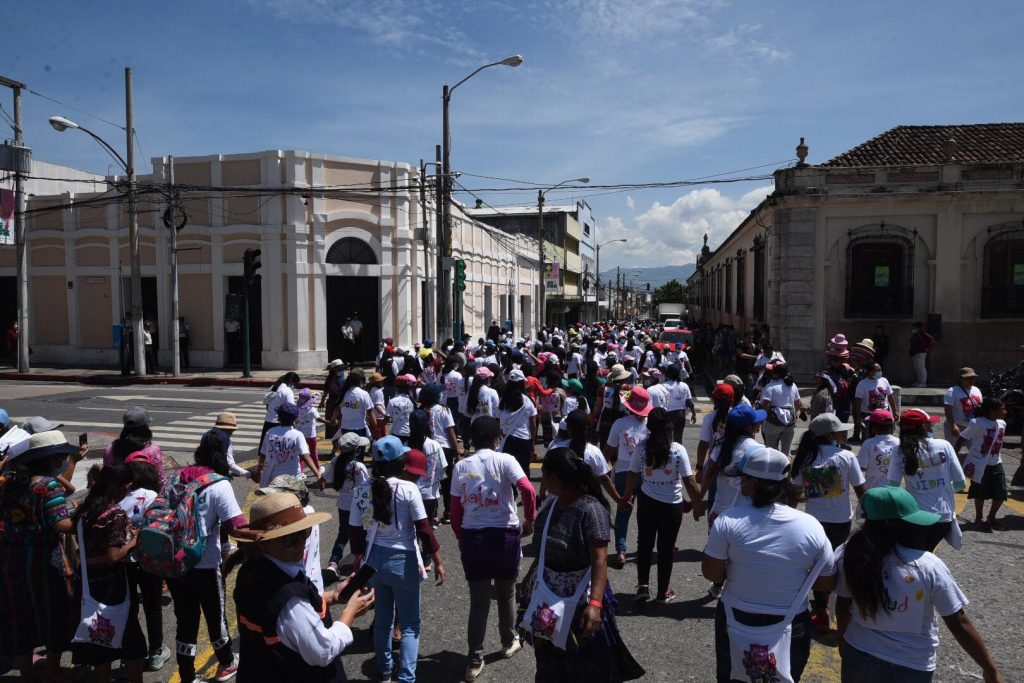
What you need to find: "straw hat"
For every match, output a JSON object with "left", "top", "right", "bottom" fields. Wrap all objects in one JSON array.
[
  {"left": 238, "top": 492, "right": 331, "bottom": 543},
  {"left": 214, "top": 411, "right": 238, "bottom": 432}
]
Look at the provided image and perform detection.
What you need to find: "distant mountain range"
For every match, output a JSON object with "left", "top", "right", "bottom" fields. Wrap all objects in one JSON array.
[{"left": 599, "top": 264, "right": 696, "bottom": 288}]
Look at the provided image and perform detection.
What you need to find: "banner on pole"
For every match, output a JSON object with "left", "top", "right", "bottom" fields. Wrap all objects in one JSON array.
[
  {"left": 544, "top": 262, "right": 561, "bottom": 293},
  {"left": 0, "top": 190, "right": 14, "bottom": 246}
]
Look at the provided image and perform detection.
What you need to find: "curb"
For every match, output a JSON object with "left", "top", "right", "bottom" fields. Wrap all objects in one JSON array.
[{"left": 0, "top": 372, "right": 286, "bottom": 388}]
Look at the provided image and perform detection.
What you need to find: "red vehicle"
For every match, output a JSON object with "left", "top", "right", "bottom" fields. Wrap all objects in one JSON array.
[{"left": 658, "top": 328, "right": 693, "bottom": 352}]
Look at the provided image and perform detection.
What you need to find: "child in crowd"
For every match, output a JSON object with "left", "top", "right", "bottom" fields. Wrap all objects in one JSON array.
[
  {"left": 294, "top": 388, "right": 324, "bottom": 476},
  {"left": 255, "top": 403, "right": 324, "bottom": 489},
  {"left": 857, "top": 409, "right": 899, "bottom": 491},
  {"left": 324, "top": 432, "right": 370, "bottom": 581},
  {"left": 956, "top": 398, "right": 1009, "bottom": 529},
  {"left": 809, "top": 371, "right": 836, "bottom": 419}
]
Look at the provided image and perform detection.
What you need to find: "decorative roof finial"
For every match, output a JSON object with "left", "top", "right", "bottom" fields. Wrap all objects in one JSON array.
[
  {"left": 943, "top": 138, "right": 958, "bottom": 162},
  {"left": 795, "top": 137, "right": 809, "bottom": 167}
]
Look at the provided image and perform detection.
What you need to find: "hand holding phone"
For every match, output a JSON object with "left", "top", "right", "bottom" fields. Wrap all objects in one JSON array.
[{"left": 336, "top": 562, "right": 376, "bottom": 603}]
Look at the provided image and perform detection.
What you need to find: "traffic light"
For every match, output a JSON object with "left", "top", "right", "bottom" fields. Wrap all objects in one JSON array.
[
  {"left": 243, "top": 248, "right": 262, "bottom": 285},
  {"left": 454, "top": 259, "right": 467, "bottom": 293},
  {"left": 646, "top": 283, "right": 650, "bottom": 291}
]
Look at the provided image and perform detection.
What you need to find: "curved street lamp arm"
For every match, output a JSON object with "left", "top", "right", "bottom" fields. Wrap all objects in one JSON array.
[
  {"left": 450, "top": 60, "right": 506, "bottom": 96},
  {"left": 77, "top": 123, "right": 129, "bottom": 172}
]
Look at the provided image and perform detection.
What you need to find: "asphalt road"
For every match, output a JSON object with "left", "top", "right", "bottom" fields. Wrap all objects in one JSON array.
[{"left": 1, "top": 381, "right": 1021, "bottom": 682}]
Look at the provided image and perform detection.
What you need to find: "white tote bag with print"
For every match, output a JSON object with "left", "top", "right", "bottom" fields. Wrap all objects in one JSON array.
[
  {"left": 72, "top": 520, "right": 131, "bottom": 649},
  {"left": 519, "top": 499, "right": 592, "bottom": 650},
  {"left": 722, "top": 550, "right": 830, "bottom": 683}
]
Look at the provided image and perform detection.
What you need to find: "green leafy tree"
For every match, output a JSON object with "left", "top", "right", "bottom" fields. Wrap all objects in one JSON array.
[{"left": 652, "top": 279, "right": 685, "bottom": 305}]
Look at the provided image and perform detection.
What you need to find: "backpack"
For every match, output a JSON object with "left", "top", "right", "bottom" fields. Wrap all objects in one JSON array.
[{"left": 137, "top": 471, "right": 228, "bottom": 578}]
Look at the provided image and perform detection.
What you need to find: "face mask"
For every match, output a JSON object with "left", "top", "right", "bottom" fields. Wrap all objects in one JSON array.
[
  {"left": 872, "top": 372, "right": 883, "bottom": 380},
  {"left": 52, "top": 457, "right": 69, "bottom": 477}
]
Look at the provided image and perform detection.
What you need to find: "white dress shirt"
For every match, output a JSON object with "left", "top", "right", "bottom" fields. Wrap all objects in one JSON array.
[{"left": 264, "top": 555, "right": 354, "bottom": 668}]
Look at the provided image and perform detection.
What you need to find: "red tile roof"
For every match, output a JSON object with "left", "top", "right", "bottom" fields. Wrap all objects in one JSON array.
[{"left": 822, "top": 123, "right": 1024, "bottom": 167}]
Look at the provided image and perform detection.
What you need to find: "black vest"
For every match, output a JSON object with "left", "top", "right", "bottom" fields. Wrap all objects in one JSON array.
[{"left": 235, "top": 553, "right": 345, "bottom": 683}]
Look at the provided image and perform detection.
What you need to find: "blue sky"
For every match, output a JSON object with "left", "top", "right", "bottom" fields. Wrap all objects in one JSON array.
[{"left": 7, "top": 1, "right": 1024, "bottom": 269}]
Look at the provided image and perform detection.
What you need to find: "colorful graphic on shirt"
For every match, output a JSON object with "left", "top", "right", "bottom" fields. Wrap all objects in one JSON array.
[
  {"left": 265, "top": 434, "right": 297, "bottom": 464},
  {"left": 802, "top": 465, "right": 843, "bottom": 499},
  {"left": 867, "top": 387, "right": 888, "bottom": 410},
  {"left": 958, "top": 396, "right": 978, "bottom": 421},
  {"left": 742, "top": 642, "right": 780, "bottom": 682},
  {"left": 980, "top": 426, "right": 1004, "bottom": 458}
]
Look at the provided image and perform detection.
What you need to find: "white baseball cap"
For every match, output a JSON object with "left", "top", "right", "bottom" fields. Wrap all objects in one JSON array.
[{"left": 725, "top": 446, "right": 791, "bottom": 481}]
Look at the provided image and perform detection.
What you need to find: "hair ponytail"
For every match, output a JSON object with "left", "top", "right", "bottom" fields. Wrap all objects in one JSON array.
[
  {"left": 843, "top": 519, "right": 898, "bottom": 620},
  {"left": 542, "top": 447, "right": 608, "bottom": 511},
  {"left": 369, "top": 459, "right": 404, "bottom": 525},
  {"left": 899, "top": 425, "right": 925, "bottom": 476},
  {"left": 467, "top": 376, "right": 485, "bottom": 415},
  {"left": 792, "top": 430, "right": 828, "bottom": 475},
  {"left": 645, "top": 407, "right": 672, "bottom": 469}
]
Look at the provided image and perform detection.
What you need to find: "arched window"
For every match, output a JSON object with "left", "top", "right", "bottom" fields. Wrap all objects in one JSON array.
[
  {"left": 845, "top": 233, "right": 914, "bottom": 318},
  {"left": 326, "top": 237, "right": 377, "bottom": 265},
  {"left": 982, "top": 225, "right": 1024, "bottom": 318}
]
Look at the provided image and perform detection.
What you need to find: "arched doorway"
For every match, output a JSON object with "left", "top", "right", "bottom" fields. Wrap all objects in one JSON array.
[{"left": 326, "top": 236, "right": 379, "bottom": 363}]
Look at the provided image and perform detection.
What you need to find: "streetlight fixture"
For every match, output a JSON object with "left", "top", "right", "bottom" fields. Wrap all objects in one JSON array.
[
  {"left": 537, "top": 177, "right": 589, "bottom": 332},
  {"left": 441, "top": 54, "right": 523, "bottom": 342},
  {"left": 48, "top": 67, "right": 144, "bottom": 377},
  {"left": 595, "top": 237, "right": 626, "bottom": 322}
]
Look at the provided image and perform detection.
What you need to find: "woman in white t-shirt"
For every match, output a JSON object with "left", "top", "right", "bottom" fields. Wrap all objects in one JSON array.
[
  {"left": 386, "top": 375, "right": 418, "bottom": 442},
  {"left": 367, "top": 372, "right": 388, "bottom": 440},
  {"left": 325, "top": 433, "right": 370, "bottom": 579},
  {"left": 956, "top": 398, "right": 1009, "bottom": 529},
  {"left": 702, "top": 446, "right": 836, "bottom": 683},
  {"left": 497, "top": 369, "right": 538, "bottom": 473},
  {"left": 661, "top": 364, "right": 697, "bottom": 443},
  {"left": 852, "top": 363, "right": 896, "bottom": 442},
  {"left": 348, "top": 436, "right": 445, "bottom": 682},
  {"left": 408, "top": 408, "right": 447, "bottom": 528},
  {"left": 791, "top": 413, "right": 866, "bottom": 633},
  {"left": 835, "top": 487, "right": 1003, "bottom": 683},
  {"left": 858, "top": 409, "right": 899, "bottom": 491},
  {"left": 759, "top": 363, "right": 806, "bottom": 456},
  {"left": 466, "top": 366, "right": 500, "bottom": 423},
  {"left": 260, "top": 371, "right": 299, "bottom": 453},
  {"left": 338, "top": 369, "right": 378, "bottom": 438},
  {"left": 621, "top": 408, "right": 704, "bottom": 604},
  {"left": 886, "top": 409, "right": 967, "bottom": 552}
]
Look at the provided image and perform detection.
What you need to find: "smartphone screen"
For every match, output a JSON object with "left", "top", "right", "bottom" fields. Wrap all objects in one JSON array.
[
  {"left": 79, "top": 433, "right": 88, "bottom": 446},
  {"left": 337, "top": 563, "right": 376, "bottom": 603}
]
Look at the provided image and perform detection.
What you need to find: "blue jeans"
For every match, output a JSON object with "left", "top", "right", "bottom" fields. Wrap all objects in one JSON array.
[
  {"left": 840, "top": 642, "right": 933, "bottom": 682},
  {"left": 367, "top": 545, "right": 421, "bottom": 683},
  {"left": 613, "top": 470, "right": 632, "bottom": 554}
]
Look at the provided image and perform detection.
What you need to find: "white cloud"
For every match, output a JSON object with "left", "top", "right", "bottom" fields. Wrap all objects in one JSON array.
[
  {"left": 626, "top": 196, "right": 635, "bottom": 211},
  {"left": 705, "top": 24, "right": 791, "bottom": 63},
  {"left": 600, "top": 184, "right": 772, "bottom": 268}
]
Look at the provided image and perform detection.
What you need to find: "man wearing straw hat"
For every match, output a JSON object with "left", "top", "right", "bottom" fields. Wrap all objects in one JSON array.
[{"left": 234, "top": 492, "right": 374, "bottom": 682}]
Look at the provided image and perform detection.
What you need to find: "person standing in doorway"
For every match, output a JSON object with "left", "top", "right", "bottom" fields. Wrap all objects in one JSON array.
[
  {"left": 873, "top": 325, "right": 890, "bottom": 368},
  {"left": 909, "top": 321, "right": 935, "bottom": 387},
  {"left": 350, "top": 312, "right": 364, "bottom": 360},
  {"left": 143, "top": 320, "right": 158, "bottom": 375},
  {"left": 341, "top": 318, "right": 356, "bottom": 364},
  {"left": 178, "top": 316, "right": 191, "bottom": 370}
]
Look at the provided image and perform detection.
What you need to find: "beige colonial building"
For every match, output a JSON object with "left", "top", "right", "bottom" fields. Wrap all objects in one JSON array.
[
  {"left": 19, "top": 149, "right": 539, "bottom": 370},
  {"left": 688, "top": 125, "right": 1024, "bottom": 385}
]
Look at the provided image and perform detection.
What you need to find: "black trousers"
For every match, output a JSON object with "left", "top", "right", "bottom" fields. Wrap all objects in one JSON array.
[
  {"left": 813, "top": 521, "right": 851, "bottom": 610},
  {"left": 127, "top": 562, "right": 164, "bottom": 652},
  {"left": 166, "top": 567, "right": 233, "bottom": 680},
  {"left": 635, "top": 490, "right": 684, "bottom": 596}
]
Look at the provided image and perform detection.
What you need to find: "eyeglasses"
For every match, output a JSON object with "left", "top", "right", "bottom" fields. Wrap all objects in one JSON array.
[{"left": 280, "top": 527, "right": 312, "bottom": 548}]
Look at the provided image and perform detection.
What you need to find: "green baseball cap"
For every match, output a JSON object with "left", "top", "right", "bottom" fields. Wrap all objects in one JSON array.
[{"left": 861, "top": 486, "right": 941, "bottom": 526}]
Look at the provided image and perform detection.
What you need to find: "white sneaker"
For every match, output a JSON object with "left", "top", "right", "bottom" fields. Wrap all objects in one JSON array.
[
  {"left": 500, "top": 637, "right": 522, "bottom": 659},
  {"left": 318, "top": 465, "right": 326, "bottom": 476},
  {"left": 464, "top": 659, "right": 485, "bottom": 682}
]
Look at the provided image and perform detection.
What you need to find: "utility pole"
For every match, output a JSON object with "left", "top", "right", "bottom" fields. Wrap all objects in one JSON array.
[
  {"left": 125, "top": 68, "right": 145, "bottom": 376},
  {"left": 7, "top": 78, "right": 30, "bottom": 372},
  {"left": 419, "top": 159, "right": 433, "bottom": 341},
  {"left": 616, "top": 267, "right": 621, "bottom": 320},
  {"left": 440, "top": 88, "right": 453, "bottom": 342},
  {"left": 167, "top": 156, "right": 180, "bottom": 376},
  {"left": 537, "top": 189, "right": 545, "bottom": 334}
]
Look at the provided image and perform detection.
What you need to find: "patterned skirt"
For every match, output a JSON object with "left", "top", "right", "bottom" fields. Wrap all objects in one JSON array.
[{"left": 0, "top": 541, "right": 73, "bottom": 656}]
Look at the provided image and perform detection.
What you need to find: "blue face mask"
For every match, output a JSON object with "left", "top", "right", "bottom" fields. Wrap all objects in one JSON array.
[
  {"left": 52, "top": 456, "right": 69, "bottom": 477},
  {"left": 872, "top": 372, "right": 883, "bottom": 380}
]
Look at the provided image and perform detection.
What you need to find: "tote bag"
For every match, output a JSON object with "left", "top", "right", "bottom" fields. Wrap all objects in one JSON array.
[
  {"left": 722, "top": 549, "right": 830, "bottom": 683},
  {"left": 519, "top": 499, "right": 592, "bottom": 650},
  {"left": 72, "top": 520, "right": 131, "bottom": 649}
]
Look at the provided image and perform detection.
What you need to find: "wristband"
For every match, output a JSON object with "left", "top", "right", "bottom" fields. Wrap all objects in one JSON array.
[{"left": 588, "top": 598, "right": 603, "bottom": 609}]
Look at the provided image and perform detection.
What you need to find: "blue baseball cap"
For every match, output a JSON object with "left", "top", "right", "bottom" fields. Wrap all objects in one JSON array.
[
  {"left": 276, "top": 402, "right": 300, "bottom": 424},
  {"left": 373, "top": 435, "right": 411, "bottom": 463},
  {"left": 726, "top": 403, "right": 768, "bottom": 428}
]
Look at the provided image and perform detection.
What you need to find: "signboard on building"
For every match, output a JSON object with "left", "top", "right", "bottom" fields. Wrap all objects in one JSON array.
[
  {"left": 544, "top": 262, "right": 562, "bottom": 293},
  {"left": 0, "top": 190, "right": 14, "bottom": 246},
  {"left": 873, "top": 265, "right": 890, "bottom": 287}
]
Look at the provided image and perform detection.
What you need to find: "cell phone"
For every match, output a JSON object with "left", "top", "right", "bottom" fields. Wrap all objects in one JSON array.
[
  {"left": 336, "top": 563, "right": 376, "bottom": 603},
  {"left": 79, "top": 433, "right": 88, "bottom": 446}
]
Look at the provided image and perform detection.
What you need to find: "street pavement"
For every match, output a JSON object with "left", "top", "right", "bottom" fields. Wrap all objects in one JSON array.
[{"left": 0, "top": 381, "right": 1021, "bottom": 682}]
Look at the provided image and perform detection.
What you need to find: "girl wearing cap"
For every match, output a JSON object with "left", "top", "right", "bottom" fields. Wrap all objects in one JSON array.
[
  {"left": 956, "top": 398, "right": 1009, "bottom": 529},
  {"left": 760, "top": 363, "right": 806, "bottom": 456},
  {"left": 696, "top": 383, "right": 735, "bottom": 476},
  {"left": 261, "top": 372, "right": 300, "bottom": 453},
  {"left": 538, "top": 370, "right": 566, "bottom": 445},
  {"left": 887, "top": 409, "right": 967, "bottom": 551},
  {"left": 467, "top": 366, "right": 500, "bottom": 423},
  {"left": 348, "top": 436, "right": 445, "bottom": 682},
  {"left": 387, "top": 375, "right": 418, "bottom": 443},
  {"left": 367, "top": 372, "right": 389, "bottom": 441},
  {"left": 325, "top": 433, "right": 370, "bottom": 580},
  {"left": 858, "top": 410, "right": 899, "bottom": 492},
  {"left": 256, "top": 404, "right": 324, "bottom": 489},
  {"left": 525, "top": 447, "right": 645, "bottom": 683},
  {"left": 337, "top": 370, "right": 378, "bottom": 439},
  {"left": 835, "top": 487, "right": 1004, "bottom": 683},
  {"left": 0, "top": 433, "right": 78, "bottom": 681},
  {"left": 603, "top": 386, "right": 652, "bottom": 568},
  {"left": 621, "top": 407, "right": 704, "bottom": 604},
  {"left": 703, "top": 446, "right": 836, "bottom": 683},
  {"left": 295, "top": 388, "right": 324, "bottom": 477},
  {"left": 498, "top": 371, "right": 539, "bottom": 473},
  {"left": 451, "top": 417, "right": 536, "bottom": 682},
  {"left": 792, "top": 414, "right": 866, "bottom": 632}
]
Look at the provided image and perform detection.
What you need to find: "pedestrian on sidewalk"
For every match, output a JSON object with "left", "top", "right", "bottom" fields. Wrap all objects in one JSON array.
[
  {"left": 621, "top": 407, "right": 704, "bottom": 605},
  {"left": 835, "top": 487, "right": 1004, "bottom": 683},
  {"left": 451, "top": 417, "right": 536, "bottom": 682},
  {"left": 178, "top": 316, "right": 191, "bottom": 370},
  {"left": 143, "top": 320, "right": 158, "bottom": 375},
  {"left": 909, "top": 322, "right": 935, "bottom": 387},
  {"left": 943, "top": 367, "right": 983, "bottom": 452},
  {"left": 522, "top": 447, "right": 645, "bottom": 683}
]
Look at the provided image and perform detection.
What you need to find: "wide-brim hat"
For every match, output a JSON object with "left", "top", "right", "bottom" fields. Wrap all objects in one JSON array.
[
  {"left": 214, "top": 411, "right": 238, "bottom": 431},
  {"left": 608, "top": 364, "right": 631, "bottom": 382},
  {"left": 238, "top": 492, "right": 331, "bottom": 543},
  {"left": 326, "top": 358, "right": 345, "bottom": 370},
  {"left": 622, "top": 386, "right": 652, "bottom": 417},
  {"left": 18, "top": 431, "right": 79, "bottom": 464},
  {"left": 959, "top": 367, "right": 977, "bottom": 379}
]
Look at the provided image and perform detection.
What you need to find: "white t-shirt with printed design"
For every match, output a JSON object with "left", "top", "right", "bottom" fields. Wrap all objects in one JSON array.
[
  {"left": 661, "top": 381, "right": 692, "bottom": 412},
  {"left": 340, "top": 387, "right": 374, "bottom": 430},
  {"left": 302, "top": 504, "right": 324, "bottom": 594},
  {"left": 959, "top": 417, "right": 1005, "bottom": 467},
  {"left": 386, "top": 395, "right": 415, "bottom": 437},
  {"left": 451, "top": 448, "right": 528, "bottom": 530},
  {"left": 417, "top": 437, "right": 448, "bottom": 501},
  {"left": 195, "top": 478, "right": 243, "bottom": 569},
  {"left": 348, "top": 477, "right": 427, "bottom": 552},
  {"left": 499, "top": 400, "right": 538, "bottom": 442},
  {"left": 792, "top": 445, "right": 865, "bottom": 523},
  {"left": 629, "top": 442, "right": 693, "bottom": 504},
  {"left": 699, "top": 409, "right": 727, "bottom": 445},
  {"left": 709, "top": 436, "right": 760, "bottom": 517},
  {"left": 836, "top": 544, "right": 967, "bottom": 672},
  {"left": 887, "top": 438, "right": 966, "bottom": 522},
  {"left": 857, "top": 434, "right": 900, "bottom": 491},
  {"left": 606, "top": 414, "right": 649, "bottom": 474},
  {"left": 444, "top": 370, "right": 463, "bottom": 401},
  {"left": 259, "top": 425, "right": 310, "bottom": 487},
  {"left": 471, "top": 386, "right": 500, "bottom": 422},
  {"left": 855, "top": 377, "right": 894, "bottom": 413},
  {"left": 428, "top": 404, "right": 457, "bottom": 449},
  {"left": 943, "top": 385, "right": 983, "bottom": 427},
  {"left": 295, "top": 405, "right": 320, "bottom": 438},
  {"left": 335, "top": 460, "right": 369, "bottom": 511}
]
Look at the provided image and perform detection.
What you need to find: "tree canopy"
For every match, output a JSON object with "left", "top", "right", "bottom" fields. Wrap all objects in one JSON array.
[{"left": 652, "top": 279, "right": 685, "bottom": 305}]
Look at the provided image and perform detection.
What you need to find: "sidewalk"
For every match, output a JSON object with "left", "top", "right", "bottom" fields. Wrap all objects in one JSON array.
[{"left": 0, "top": 364, "right": 334, "bottom": 388}]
